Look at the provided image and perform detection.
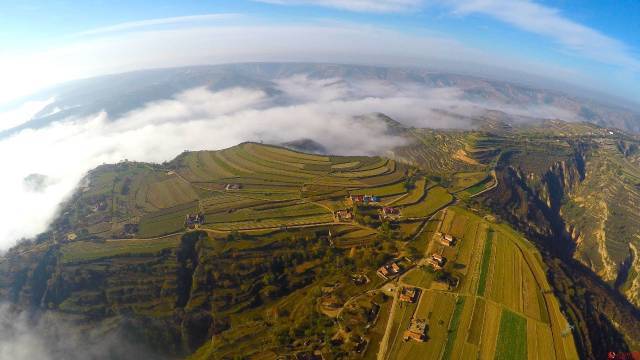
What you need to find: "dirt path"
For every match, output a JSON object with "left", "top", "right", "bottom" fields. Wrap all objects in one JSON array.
[{"left": 377, "top": 281, "right": 400, "bottom": 360}]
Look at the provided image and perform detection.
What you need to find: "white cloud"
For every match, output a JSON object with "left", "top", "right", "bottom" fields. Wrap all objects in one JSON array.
[
  {"left": 257, "top": 0, "right": 424, "bottom": 12},
  {"left": 73, "top": 13, "right": 239, "bottom": 37},
  {"left": 255, "top": 0, "right": 639, "bottom": 75},
  {"left": 0, "top": 98, "right": 54, "bottom": 133},
  {"left": 0, "top": 75, "right": 592, "bottom": 249},
  {"left": 0, "top": 20, "right": 591, "bottom": 108},
  {"left": 445, "top": 0, "right": 640, "bottom": 71},
  {"left": 0, "top": 303, "right": 161, "bottom": 360}
]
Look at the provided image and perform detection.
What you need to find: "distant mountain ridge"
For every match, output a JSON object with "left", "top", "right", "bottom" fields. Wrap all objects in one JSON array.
[{"left": 3, "top": 62, "right": 639, "bottom": 137}]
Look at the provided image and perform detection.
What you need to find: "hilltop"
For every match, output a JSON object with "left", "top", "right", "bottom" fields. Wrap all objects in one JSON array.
[
  {"left": 0, "top": 141, "right": 583, "bottom": 359},
  {"left": 2, "top": 117, "right": 640, "bottom": 359}
]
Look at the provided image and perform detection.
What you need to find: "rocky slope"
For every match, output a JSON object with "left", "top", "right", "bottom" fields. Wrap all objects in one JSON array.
[{"left": 472, "top": 121, "right": 640, "bottom": 356}]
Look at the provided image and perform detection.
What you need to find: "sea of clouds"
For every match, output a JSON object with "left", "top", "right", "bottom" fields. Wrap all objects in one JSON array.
[
  {"left": 0, "top": 75, "right": 582, "bottom": 250},
  {"left": 0, "top": 303, "right": 164, "bottom": 360}
]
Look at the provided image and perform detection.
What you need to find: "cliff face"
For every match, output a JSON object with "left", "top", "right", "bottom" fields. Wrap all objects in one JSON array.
[
  {"left": 0, "top": 232, "right": 215, "bottom": 357},
  {"left": 482, "top": 139, "right": 640, "bottom": 356}
]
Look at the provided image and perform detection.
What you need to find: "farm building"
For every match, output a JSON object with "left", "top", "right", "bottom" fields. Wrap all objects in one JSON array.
[
  {"left": 439, "top": 233, "right": 456, "bottom": 246},
  {"left": 427, "top": 253, "right": 447, "bottom": 269},
  {"left": 377, "top": 261, "right": 401, "bottom": 279},
  {"left": 399, "top": 287, "right": 420, "bottom": 303},
  {"left": 348, "top": 194, "right": 365, "bottom": 205},
  {"left": 380, "top": 206, "right": 401, "bottom": 220},
  {"left": 225, "top": 183, "right": 242, "bottom": 190},
  {"left": 403, "top": 318, "right": 427, "bottom": 342},
  {"left": 184, "top": 213, "right": 205, "bottom": 229},
  {"left": 335, "top": 209, "right": 353, "bottom": 222},
  {"left": 363, "top": 195, "right": 380, "bottom": 203}
]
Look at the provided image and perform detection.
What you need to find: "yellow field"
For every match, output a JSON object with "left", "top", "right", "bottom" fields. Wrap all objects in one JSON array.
[
  {"left": 146, "top": 176, "right": 198, "bottom": 209},
  {"left": 380, "top": 205, "right": 578, "bottom": 360},
  {"left": 400, "top": 186, "right": 453, "bottom": 218}
]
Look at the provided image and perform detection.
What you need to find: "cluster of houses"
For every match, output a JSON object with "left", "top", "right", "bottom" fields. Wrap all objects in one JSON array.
[
  {"left": 427, "top": 253, "right": 447, "bottom": 270},
  {"left": 348, "top": 194, "right": 380, "bottom": 205},
  {"left": 335, "top": 209, "right": 353, "bottom": 222},
  {"left": 399, "top": 286, "right": 420, "bottom": 303},
  {"left": 403, "top": 318, "right": 428, "bottom": 342},
  {"left": 377, "top": 261, "right": 401, "bottom": 279},
  {"left": 184, "top": 213, "right": 205, "bottom": 229},
  {"left": 379, "top": 206, "right": 401, "bottom": 220}
]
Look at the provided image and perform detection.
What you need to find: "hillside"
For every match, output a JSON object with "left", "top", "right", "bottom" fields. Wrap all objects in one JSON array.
[
  {"left": 0, "top": 142, "right": 582, "bottom": 359},
  {"left": 468, "top": 121, "right": 640, "bottom": 355}
]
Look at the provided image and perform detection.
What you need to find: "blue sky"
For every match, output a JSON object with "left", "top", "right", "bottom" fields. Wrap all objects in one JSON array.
[{"left": 1, "top": 0, "right": 639, "bottom": 106}]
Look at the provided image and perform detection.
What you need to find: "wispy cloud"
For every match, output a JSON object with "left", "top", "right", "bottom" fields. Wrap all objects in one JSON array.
[
  {"left": 445, "top": 0, "right": 640, "bottom": 71},
  {"left": 256, "top": 0, "right": 423, "bottom": 13},
  {"left": 259, "top": 0, "right": 640, "bottom": 72},
  {"left": 73, "top": 13, "right": 239, "bottom": 37},
  {"left": 2, "top": 22, "right": 562, "bottom": 107}
]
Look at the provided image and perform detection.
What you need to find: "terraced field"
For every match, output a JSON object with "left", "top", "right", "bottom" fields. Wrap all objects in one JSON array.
[
  {"left": 381, "top": 206, "right": 578, "bottom": 360},
  {"left": 63, "top": 142, "right": 430, "bottom": 241},
  {"left": 6, "top": 120, "right": 638, "bottom": 359},
  {"left": 400, "top": 186, "right": 453, "bottom": 218},
  {"left": 389, "top": 129, "right": 489, "bottom": 175}
]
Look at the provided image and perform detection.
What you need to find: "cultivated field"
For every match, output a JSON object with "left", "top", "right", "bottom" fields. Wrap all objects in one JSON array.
[{"left": 381, "top": 206, "right": 578, "bottom": 360}]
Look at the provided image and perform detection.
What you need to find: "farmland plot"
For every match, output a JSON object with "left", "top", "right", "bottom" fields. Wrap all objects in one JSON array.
[
  {"left": 400, "top": 186, "right": 452, "bottom": 218},
  {"left": 146, "top": 177, "right": 198, "bottom": 209}
]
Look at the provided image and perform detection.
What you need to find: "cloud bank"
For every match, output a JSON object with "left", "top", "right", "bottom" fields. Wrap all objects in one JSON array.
[
  {"left": 0, "top": 75, "right": 589, "bottom": 250},
  {"left": 0, "top": 303, "right": 163, "bottom": 360},
  {"left": 0, "top": 19, "right": 592, "bottom": 108}
]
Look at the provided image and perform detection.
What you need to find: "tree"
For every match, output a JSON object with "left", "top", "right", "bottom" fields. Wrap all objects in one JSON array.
[
  {"left": 407, "top": 245, "right": 420, "bottom": 259},
  {"left": 380, "top": 221, "right": 391, "bottom": 239}
]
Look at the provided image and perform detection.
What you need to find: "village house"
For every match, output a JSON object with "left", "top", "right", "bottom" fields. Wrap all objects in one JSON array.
[
  {"left": 225, "top": 183, "right": 242, "bottom": 191},
  {"left": 380, "top": 206, "right": 401, "bottom": 220},
  {"left": 348, "top": 194, "right": 365, "bottom": 205},
  {"left": 376, "top": 261, "right": 401, "bottom": 279},
  {"left": 363, "top": 195, "right": 380, "bottom": 203},
  {"left": 399, "top": 287, "right": 420, "bottom": 303},
  {"left": 427, "top": 253, "right": 447, "bottom": 269},
  {"left": 403, "top": 318, "right": 427, "bottom": 342},
  {"left": 440, "top": 233, "right": 456, "bottom": 246},
  {"left": 184, "top": 213, "right": 205, "bottom": 229},
  {"left": 335, "top": 209, "right": 353, "bottom": 222}
]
